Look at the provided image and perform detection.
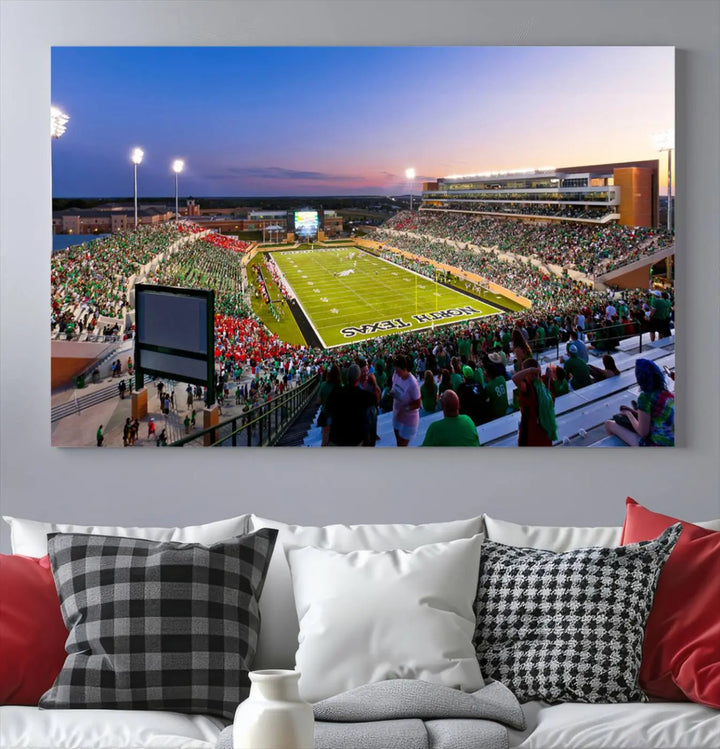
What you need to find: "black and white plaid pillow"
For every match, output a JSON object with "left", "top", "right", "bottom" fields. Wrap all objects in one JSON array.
[
  {"left": 39, "top": 528, "right": 277, "bottom": 720},
  {"left": 474, "top": 523, "right": 681, "bottom": 704}
]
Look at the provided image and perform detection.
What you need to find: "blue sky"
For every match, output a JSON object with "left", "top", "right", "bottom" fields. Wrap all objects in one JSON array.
[{"left": 51, "top": 46, "right": 674, "bottom": 197}]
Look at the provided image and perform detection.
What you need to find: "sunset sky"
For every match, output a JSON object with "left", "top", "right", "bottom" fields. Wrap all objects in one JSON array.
[{"left": 51, "top": 46, "right": 674, "bottom": 198}]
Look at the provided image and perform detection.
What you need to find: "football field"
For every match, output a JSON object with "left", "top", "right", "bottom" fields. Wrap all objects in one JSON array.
[{"left": 271, "top": 248, "right": 501, "bottom": 348}]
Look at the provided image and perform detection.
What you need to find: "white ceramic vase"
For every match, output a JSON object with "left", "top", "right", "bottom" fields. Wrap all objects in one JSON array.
[{"left": 233, "top": 669, "right": 314, "bottom": 749}]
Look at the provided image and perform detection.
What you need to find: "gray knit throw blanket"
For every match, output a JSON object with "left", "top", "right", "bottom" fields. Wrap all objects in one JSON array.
[{"left": 216, "top": 679, "right": 525, "bottom": 749}]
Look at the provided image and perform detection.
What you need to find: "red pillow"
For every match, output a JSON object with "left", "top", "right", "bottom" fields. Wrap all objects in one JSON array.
[
  {"left": 0, "top": 554, "right": 68, "bottom": 705},
  {"left": 621, "top": 497, "right": 720, "bottom": 707}
]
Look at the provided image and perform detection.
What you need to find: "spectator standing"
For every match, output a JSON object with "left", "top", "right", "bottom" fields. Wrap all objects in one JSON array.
[
  {"left": 422, "top": 390, "right": 480, "bottom": 447},
  {"left": 391, "top": 354, "right": 421, "bottom": 447},
  {"left": 484, "top": 353, "right": 510, "bottom": 420},
  {"left": 317, "top": 364, "right": 342, "bottom": 447},
  {"left": 457, "top": 365, "right": 490, "bottom": 426},
  {"left": 574, "top": 311, "right": 586, "bottom": 340},
  {"left": 357, "top": 358, "right": 381, "bottom": 447},
  {"left": 650, "top": 291, "right": 672, "bottom": 339},
  {"left": 512, "top": 358, "right": 557, "bottom": 447},
  {"left": 96, "top": 425, "right": 104, "bottom": 447},
  {"left": 511, "top": 329, "right": 533, "bottom": 373},
  {"left": 420, "top": 370, "right": 438, "bottom": 415},
  {"left": 326, "top": 364, "right": 377, "bottom": 447}
]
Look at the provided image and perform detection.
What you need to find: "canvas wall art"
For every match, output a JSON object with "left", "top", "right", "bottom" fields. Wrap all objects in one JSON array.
[{"left": 50, "top": 46, "right": 675, "bottom": 448}]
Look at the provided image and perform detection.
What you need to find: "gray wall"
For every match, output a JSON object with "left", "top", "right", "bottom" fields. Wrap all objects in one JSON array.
[{"left": 1, "top": 1, "right": 718, "bottom": 553}]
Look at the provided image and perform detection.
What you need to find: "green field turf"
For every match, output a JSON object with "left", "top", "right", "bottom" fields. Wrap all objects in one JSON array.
[{"left": 272, "top": 248, "right": 501, "bottom": 348}]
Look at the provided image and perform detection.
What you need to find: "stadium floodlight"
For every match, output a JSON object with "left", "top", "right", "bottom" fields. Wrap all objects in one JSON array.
[
  {"left": 172, "top": 159, "right": 185, "bottom": 222},
  {"left": 405, "top": 167, "right": 416, "bottom": 211},
  {"left": 51, "top": 106, "right": 69, "bottom": 138},
  {"left": 653, "top": 130, "right": 674, "bottom": 232},
  {"left": 131, "top": 148, "right": 144, "bottom": 229}
]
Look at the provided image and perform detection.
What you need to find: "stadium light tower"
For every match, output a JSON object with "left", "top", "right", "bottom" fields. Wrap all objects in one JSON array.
[
  {"left": 131, "top": 147, "right": 144, "bottom": 229},
  {"left": 405, "top": 167, "right": 416, "bottom": 211},
  {"left": 172, "top": 159, "right": 185, "bottom": 221},
  {"left": 653, "top": 130, "right": 674, "bottom": 232},
  {"left": 51, "top": 106, "right": 69, "bottom": 138}
]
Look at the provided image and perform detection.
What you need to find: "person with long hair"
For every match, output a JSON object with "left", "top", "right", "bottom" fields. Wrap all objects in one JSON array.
[
  {"left": 605, "top": 359, "right": 674, "bottom": 446},
  {"left": 420, "top": 369, "right": 438, "bottom": 415},
  {"left": 511, "top": 329, "right": 533, "bottom": 373},
  {"left": 589, "top": 354, "right": 621, "bottom": 382},
  {"left": 512, "top": 358, "right": 557, "bottom": 447}
]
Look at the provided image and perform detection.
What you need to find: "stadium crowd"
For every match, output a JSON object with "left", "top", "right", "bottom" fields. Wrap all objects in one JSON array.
[
  {"left": 148, "top": 237, "right": 250, "bottom": 317},
  {"left": 432, "top": 202, "right": 612, "bottom": 220},
  {"left": 381, "top": 210, "right": 673, "bottom": 275},
  {"left": 52, "top": 218, "right": 674, "bottom": 446},
  {"left": 372, "top": 230, "right": 599, "bottom": 317},
  {"left": 51, "top": 223, "right": 189, "bottom": 338}
]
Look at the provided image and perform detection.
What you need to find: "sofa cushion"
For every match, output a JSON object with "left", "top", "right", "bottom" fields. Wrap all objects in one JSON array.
[
  {"left": 2, "top": 514, "right": 251, "bottom": 557},
  {"left": 482, "top": 512, "right": 720, "bottom": 552},
  {"left": 0, "top": 555, "right": 67, "bottom": 705},
  {"left": 248, "top": 514, "right": 483, "bottom": 669},
  {"left": 508, "top": 699, "right": 720, "bottom": 748},
  {"left": 482, "top": 515, "right": 623, "bottom": 551},
  {"left": 3, "top": 700, "right": 718, "bottom": 749},
  {"left": 0, "top": 705, "right": 225, "bottom": 749},
  {"left": 474, "top": 524, "right": 681, "bottom": 704},
  {"left": 39, "top": 529, "right": 277, "bottom": 721},
  {"left": 287, "top": 535, "right": 485, "bottom": 702},
  {"left": 622, "top": 497, "right": 720, "bottom": 707}
]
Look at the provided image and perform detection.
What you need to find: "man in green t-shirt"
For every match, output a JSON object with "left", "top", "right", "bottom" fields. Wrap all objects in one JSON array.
[
  {"left": 457, "top": 335, "right": 472, "bottom": 359},
  {"left": 422, "top": 390, "right": 480, "bottom": 447},
  {"left": 564, "top": 344, "right": 592, "bottom": 389},
  {"left": 485, "top": 352, "right": 509, "bottom": 420},
  {"left": 650, "top": 291, "right": 672, "bottom": 338}
]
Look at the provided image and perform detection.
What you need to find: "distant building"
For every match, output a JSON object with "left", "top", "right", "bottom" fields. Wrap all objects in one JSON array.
[
  {"left": 185, "top": 199, "right": 200, "bottom": 217},
  {"left": 52, "top": 205, "right": 174, "bottom": 234},
  {"left": 52, "top": 201, "right": 344, "bottom": 237},
  {"left": 421, "top": 160, "right": 660, "bottom": 228}
]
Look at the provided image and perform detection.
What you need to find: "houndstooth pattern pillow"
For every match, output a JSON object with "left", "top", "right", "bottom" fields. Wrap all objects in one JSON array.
[
  {"left": 39, "top": 528, "right": 277, "bottom": 720},
  {"left": 474, "top": 523, "right": 682, "bottom": 704}
]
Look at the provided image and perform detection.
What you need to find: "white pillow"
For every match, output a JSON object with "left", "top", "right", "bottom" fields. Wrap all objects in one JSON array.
[
  {"left": 2, "top": 514, "right": 251, "bottom": 556},
  {"left": 249, "top": 515, "right": 483, "bottom": 670},
  {"left": 287, "top": 535, "right": 485, "bottom": 703},
  {"left": 481, "top": 515, "right": 621, "bottom": 552},
  {"left": 482, "top": 513, "right": 720, "bottom": 552}
]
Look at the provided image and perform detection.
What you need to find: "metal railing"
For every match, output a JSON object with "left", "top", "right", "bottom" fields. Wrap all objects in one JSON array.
[
  {"left": 169, "top": 374, "right": 321, "bottom": 447},
  {"left": 51, "top": 375, "right": 153, "bottom": 423}
]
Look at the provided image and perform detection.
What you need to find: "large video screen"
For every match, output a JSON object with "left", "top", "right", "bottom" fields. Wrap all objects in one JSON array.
[{"left": 294, "top": 210, "right": 319, "bottom": 237}]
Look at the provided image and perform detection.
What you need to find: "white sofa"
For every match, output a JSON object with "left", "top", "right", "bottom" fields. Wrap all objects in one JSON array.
[{"left": 1, "top": 512, "right": 719, "bottom": 749}]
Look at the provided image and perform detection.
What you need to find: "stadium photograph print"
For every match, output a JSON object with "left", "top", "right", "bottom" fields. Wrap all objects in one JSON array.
[{"left": 50, "top": 46, "right": 676, "bottom": 448}]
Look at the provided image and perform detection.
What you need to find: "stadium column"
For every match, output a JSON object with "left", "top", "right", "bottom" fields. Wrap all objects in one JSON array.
[
  {"left": 203, "top": 404, "right": 220, "bottom": 447},
  {"left": 131, "top": 387, "right": 148, "bottom": 420}
]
